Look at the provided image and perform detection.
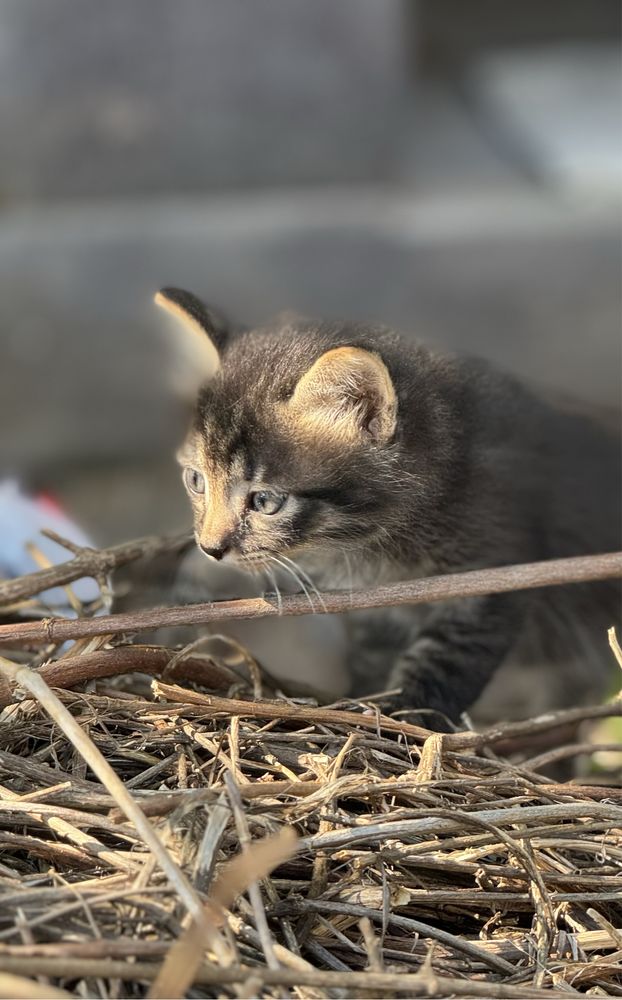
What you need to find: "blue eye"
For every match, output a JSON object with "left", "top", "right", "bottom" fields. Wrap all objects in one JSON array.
[
  {"left": 184, "top": 468, "right": 205, "bottom": 494},
  {"left": 249, "top": 490, "right": 287, "bottom": 515}
]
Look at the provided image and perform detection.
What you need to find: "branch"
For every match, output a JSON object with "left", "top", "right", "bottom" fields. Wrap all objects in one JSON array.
[
  {"left": 0, "top": 958, "right": 573, "bottom": 998},
  {"left": 0, "top": 532, "right": 192, "bottom": 607},
  {"left": 34, "top": 646, "right": 237, "bottom": 694},
  {"left": 150, "top": 683, "right": 622, "bottom": 751},
  {"left": 0, "top": 550, "right": 620, "bottom": 647}
]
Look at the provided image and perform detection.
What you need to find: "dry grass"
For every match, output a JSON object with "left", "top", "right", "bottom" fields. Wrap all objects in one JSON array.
[{"left": 0, "top": 541, "right": 621, "bottom": 998}]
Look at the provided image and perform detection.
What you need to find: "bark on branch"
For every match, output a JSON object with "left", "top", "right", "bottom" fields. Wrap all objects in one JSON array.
[
  {"left": 0, "top": 550, "right": 620, "bottom": 647},
  {"left": 0, "top": 532, "right": 192, "bottom": 606}
]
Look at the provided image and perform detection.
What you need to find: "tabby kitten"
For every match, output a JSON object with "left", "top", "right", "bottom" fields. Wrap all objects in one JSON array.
[{"left": 156, "top": 287, "right": 621, "bottom": 727}]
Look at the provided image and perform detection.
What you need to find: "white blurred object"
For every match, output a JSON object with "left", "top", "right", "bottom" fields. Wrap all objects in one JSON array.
[
  {"left": 471, "top": 45, "right": 622, "bottom": 194},
  {"left": 0, "top": 479, "right": 100, "bottom": 610}
]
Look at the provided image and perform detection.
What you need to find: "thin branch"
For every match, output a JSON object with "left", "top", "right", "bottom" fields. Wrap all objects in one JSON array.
[
  {"left": 0, "top": 973, "right": 73, "bottom": 1000},
  {"left": 299, "top": 801, "right": 622, "bottom": 853},
  {"left": 271, "top": 898, "right": 516, "bottom": 976},
  {"left": 0, "top": 958, "right": 574, "bottom": 998},
  {"left": 0, "top": 532, "right": 191, "bottom": 606},
  {"left": 0, "top": 654, "right": 230, "bottom": 965},
  {"left": 108, "top": 775, "right": 622, "bottom": 825},
  {"left": 0, "top": 644, "right": 320, "bottom": 709},
  {"left": 33, "top": 646, "right": 237, "bottom": 696},
  {"left": 608, "top": 626, "right": 622, "bottom": 671},
  {"left": 224, "top": 772, "right": 282, "bottom": 971},
  {"left": 150, "top": 683, "right": 622, "bottom": 752},
  {"left": 1, "top": 550, "right": 620, "bottom": 646}
]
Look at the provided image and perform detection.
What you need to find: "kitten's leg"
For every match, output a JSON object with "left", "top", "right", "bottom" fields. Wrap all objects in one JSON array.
[
  {"left": 386, "top": 593, "right": 526, "bottom": 729},
  {"left": 346, "top": 607, "right": 416, "bottom": 697}
]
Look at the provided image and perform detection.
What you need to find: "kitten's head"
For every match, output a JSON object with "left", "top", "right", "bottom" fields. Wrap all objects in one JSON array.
[{"left": 156, "top": 287, "right": 409, "bottom": 573}]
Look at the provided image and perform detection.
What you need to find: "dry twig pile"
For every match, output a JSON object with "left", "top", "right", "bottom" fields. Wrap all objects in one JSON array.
[{"left": 0, "top": 533, "right": 620, "bottom": 998}]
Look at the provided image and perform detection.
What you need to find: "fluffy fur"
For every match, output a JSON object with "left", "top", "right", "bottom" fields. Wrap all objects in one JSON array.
[{"left": 157, "top": 287, "right": 622, "bottom": 727}]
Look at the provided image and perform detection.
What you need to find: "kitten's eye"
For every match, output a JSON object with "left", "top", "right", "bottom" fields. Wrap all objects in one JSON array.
[
  {"left": 249, "top": 490, "right": 287, "bottom": 515},
  {"left": 184, "top": 468, "right": 206, "bottom": 494}
]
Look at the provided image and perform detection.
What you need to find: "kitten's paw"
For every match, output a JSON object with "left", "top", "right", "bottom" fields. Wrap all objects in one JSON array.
[{"left": 379, "top": 692, "right": 456, "bottom": 733}]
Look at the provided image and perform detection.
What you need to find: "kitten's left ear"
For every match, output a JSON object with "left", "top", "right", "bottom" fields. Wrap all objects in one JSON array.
[
  {"left": 289, "top": 346, "right": 397, "bottom": 444},
  {"left": 154, "top": 287, "right": 229, "bottom": 393}
]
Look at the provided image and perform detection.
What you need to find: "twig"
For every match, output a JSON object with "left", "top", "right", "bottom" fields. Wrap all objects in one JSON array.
[
  {"left": 151, "top": 683, "right": 622, "bottom": 752},
  {"left": 153, "top": 682, "right": 432, "bottom": 743},
  {"left": 0, "top": 532, "right": 191, "bottom": 607},
  {"left": 192, "top": 793, "right": 231, "bottom": 893},
  {"left": 300, "top": 801, "right": 622, "bottom": 853},
  {"left": 23, "top": 646, "right": 236, "bottom": 698},
  {"left": 523, "top": 742, "right": 622, "bottom": 772},
  {"left": 359, "top": 916, "right": 384, "bottom": 973},
  {"left": 0, "top": 972, "right": 73, "bottom": 999},
  {"left": 107, "top": 776, "right": 622, "bottom": 827},
  {"left": 449, "top": 702, "right": 622, "bottom": 751},
  {"left": 109, "top": 781, "right": 321, "bottom": 823},
  {"left": 608, "top": 626, "right": 622, "bottom": 672},
  {"left": 0, "top": 643, "right": 319, "bottom": 709},
  {"left": 0, "top": 959, "right": 573, "bottom": 997},
  {"left": 0, "top": 654, "right": 230, "bottom": 964},
  {"left": 224, "top": 772, "right": 282, "bottom": 971},
  {"left": 1, "top": 550, "right": 620, "bottom": 646},
  {"left": 149, "top": 826, "right": 298, "bottom": 998}
]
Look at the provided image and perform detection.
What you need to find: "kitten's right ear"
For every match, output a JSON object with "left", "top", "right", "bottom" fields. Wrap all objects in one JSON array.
[{"left": 154, "top": 287, "right": 228, "bottom": 395}]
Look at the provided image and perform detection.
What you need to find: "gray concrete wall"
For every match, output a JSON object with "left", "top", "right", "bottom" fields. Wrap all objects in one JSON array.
[
  {"left": 0, "top": 1, "right": 619, "bottom": 541},
  {"left": 0, "top": 0, "right": 408, "bottom": 199},
  {"left": 1, "top": 192, "right": 619, "bottom": 476}
]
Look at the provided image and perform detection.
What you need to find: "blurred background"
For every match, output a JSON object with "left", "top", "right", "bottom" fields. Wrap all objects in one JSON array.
[{"left": 0, "top": 0, "right": 620, "bottom": 544}]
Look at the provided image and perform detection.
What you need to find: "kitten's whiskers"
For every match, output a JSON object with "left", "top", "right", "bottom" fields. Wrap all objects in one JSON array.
[
  {"left": 240, "top": 554, "right": 284, "bottom": 614},
  {"left": 279, "top": 554, "right": 328, "bottom": 613},
  {"left": 265, "top": 566, "right": 283, "bottom": 615},
  {"left": 269, "top": 555, "right": 317, "bottom": 613},
  {"left": 340, "top": 548, "right": 355, "bottom": 606}
]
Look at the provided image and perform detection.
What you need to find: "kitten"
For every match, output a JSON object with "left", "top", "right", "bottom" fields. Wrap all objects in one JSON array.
[{"left": 155, "top": 287, "right": 621, "bottom": 728}]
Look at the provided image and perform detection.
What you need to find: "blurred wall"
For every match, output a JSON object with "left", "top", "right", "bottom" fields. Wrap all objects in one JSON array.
[
  {"left": 0, "top": 0, "right": 619, "bottom": 537},
  {"left": 0, "top": 0, "right": 408, "bottom": 197}
]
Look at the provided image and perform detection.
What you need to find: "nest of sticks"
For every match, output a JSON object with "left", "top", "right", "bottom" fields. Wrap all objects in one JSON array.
[{"left": 0, "top": 531, "right": 621, "bottom": 999}]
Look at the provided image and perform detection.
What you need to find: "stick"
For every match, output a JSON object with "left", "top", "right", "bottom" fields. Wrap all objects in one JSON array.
[
  {"left": 0, "top": 973, "right": 73, "bottom": 1000},
  {"left": 0, "top": 655, "right": 230, "bottom": 965},
  {"left": 34, "top": 646, "right": 237, "bottom": 693},
  {"left": 608, "top": 626, "right": 622, "bottom": 671},
  {"left": 1, "top": 550, "right": 620, "bottom": 646},
  {"left": 0, "top": 958, "right": 573, "bottom": 998},
  {"left": 299, "top": 801, "right": 622, "bottom": 853},
  {"left": 145, "top": 683, "right": 622, "bottom": 751},
  {"left": 0, "top": 532, "right": 191, "bottom": 606}
]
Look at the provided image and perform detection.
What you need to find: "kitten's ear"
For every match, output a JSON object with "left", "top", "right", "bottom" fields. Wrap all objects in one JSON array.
[
  {"left": 154, "top": 287, "right": 229, "bottom": 394},
  {"left": 289, "top": 346, "right": 397, "bottom": 444}
]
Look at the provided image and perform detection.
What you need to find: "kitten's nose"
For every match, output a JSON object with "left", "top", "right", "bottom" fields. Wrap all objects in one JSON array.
[{"left": 200, "top": 543, "right": 230, "bottom": 561}]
